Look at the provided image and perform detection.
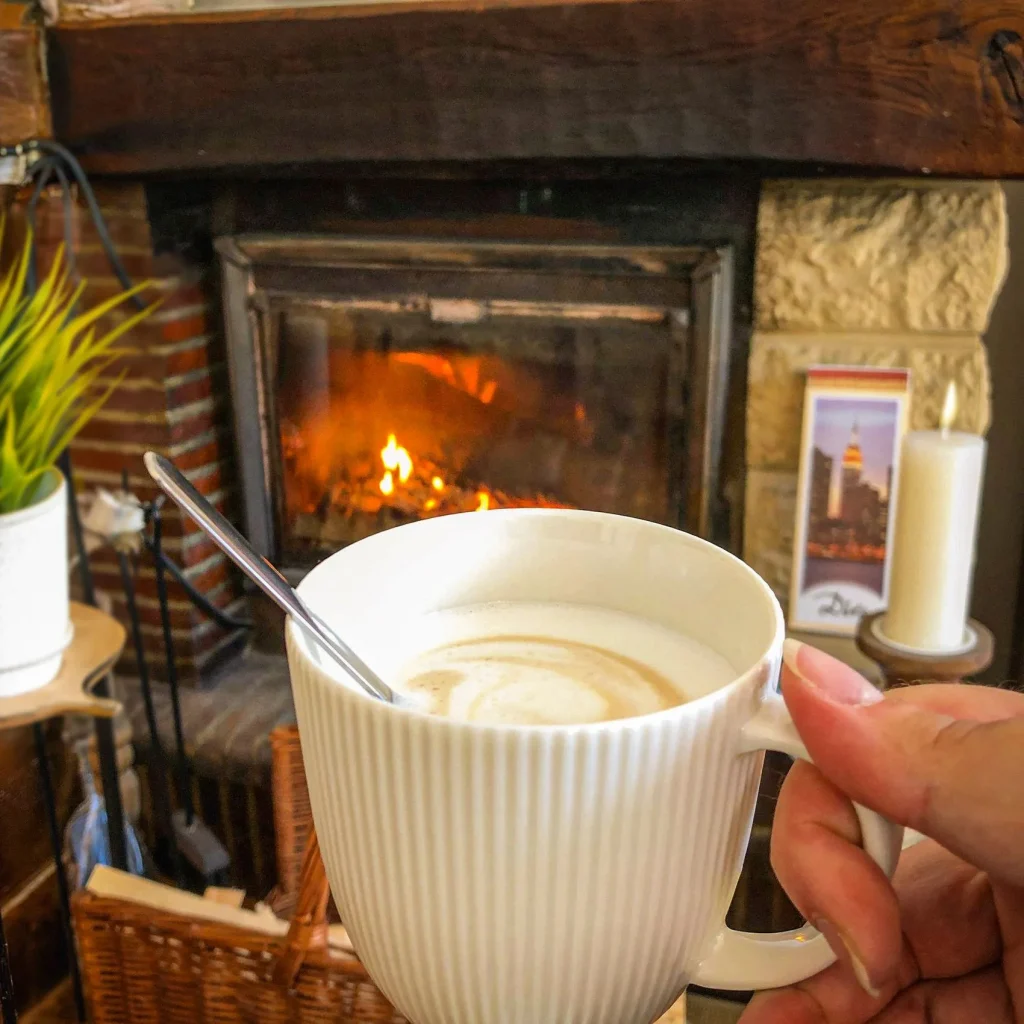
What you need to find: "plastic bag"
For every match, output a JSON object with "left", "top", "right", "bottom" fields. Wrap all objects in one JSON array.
[{"left": 64, "top": 741, "right": 148, "bottom": 889}]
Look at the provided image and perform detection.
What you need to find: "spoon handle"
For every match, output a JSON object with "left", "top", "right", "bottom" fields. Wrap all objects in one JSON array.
[{"left": 143, "top": 452, "right": 395, "bottom": 705}]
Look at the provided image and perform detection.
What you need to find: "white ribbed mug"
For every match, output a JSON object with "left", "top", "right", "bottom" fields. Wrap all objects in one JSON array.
[{"left": 287, "top": 509, "right": 902, "bottom": 1024}]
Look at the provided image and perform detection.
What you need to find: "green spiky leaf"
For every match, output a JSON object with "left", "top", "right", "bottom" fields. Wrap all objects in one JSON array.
[{"left": 0, "top": 225, "right": 159, "bottom": 513}]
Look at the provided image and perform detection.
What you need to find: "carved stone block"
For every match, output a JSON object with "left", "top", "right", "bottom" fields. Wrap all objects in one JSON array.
[
  {"left": 756, "top": 181, "right": 1008, "bottom": 334},
  {"left": 746, "top": 332, "right": 990, "bottom": 472}
]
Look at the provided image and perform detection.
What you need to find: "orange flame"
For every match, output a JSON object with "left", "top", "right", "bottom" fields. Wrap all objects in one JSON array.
[
  {"left": 431, "top": 476, "right": 445, "bottom": 491},
  {"left": 379, "top": 470, "right": 395, "bottom": 496},
  {"left": 381, "top": 433, "right": 413, "bottom": 484},
  {"left": 475, "top": 490, "right": 490, "bottom": 512},
  {"left": 391, "top": 353, "right": 498, "bottom": 405}
]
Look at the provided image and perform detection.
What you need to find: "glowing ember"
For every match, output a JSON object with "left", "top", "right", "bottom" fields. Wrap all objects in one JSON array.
[
  {"left": 475, "top": 491, "right": 490, "bottom": 512},
  {"left": 379, "top": 470, "right": 395, "bottom": 496},
  {"left": 431, "top": 476, "right": 444, "bottom": 492}
]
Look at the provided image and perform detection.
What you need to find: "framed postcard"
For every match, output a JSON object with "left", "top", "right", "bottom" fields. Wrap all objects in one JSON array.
[{"left": 789, "top": 366, "right": 911, "bottom": 636}]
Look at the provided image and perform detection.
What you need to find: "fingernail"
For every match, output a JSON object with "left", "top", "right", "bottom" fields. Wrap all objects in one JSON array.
[
  {"left": 783, "top": 638, "right": 883, "bottom": 707},
  {"left": 813, "top": 917, "right": 881, "bottom": 999}
]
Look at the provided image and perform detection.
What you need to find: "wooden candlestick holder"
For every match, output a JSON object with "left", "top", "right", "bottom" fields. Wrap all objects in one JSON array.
[{"left": 855, "top": 611, "right": 994, "bottom": 690}]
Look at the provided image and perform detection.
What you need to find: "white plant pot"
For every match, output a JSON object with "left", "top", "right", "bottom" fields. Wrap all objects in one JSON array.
[{"left": 0, "top": 471, "right": 72, "bottom": 697}]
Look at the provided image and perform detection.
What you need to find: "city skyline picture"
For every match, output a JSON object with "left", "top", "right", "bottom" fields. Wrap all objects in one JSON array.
[
  {"left": 811, "top": 397, "right": 897, "bottom": 531},
  {"left": 790, "top": 367, "right": 910, "bottom": 636}
]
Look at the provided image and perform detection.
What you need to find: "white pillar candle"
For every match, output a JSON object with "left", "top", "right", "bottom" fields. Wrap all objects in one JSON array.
[{"left": 883, "top": 384, "right": 986, "bottom": 653}]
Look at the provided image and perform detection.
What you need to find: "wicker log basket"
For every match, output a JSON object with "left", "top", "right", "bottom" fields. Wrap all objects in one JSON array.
[
  {"left": 73, "top": 823, "right": 405, "bottom": 1023},
  {"left": 71, "top": 722, "right": 405, "bottom": 1024}
]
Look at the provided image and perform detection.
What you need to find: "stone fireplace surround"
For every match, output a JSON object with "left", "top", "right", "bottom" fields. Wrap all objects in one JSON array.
[{"left": 42, "top": 173, "right": 1007, "bottom": 684}]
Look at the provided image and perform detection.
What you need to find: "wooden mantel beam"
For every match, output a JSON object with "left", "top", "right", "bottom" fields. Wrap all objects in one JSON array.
[
  {"left": 47, "top": 0, "right": 1024, "bottom": 178},
  {"left": 1, "top": 8, "right": 51, "bottom": 146}
]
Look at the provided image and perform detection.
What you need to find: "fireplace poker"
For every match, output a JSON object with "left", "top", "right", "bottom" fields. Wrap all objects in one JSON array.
[
  {"left": 116, "top": 542, "right": 185, "bottom": 884},
  {"left": 142, "top": 451, "right": 416, "bottom": 709},
  {"left": 148, "top": 499, "right": 231, "bottom": 886}
]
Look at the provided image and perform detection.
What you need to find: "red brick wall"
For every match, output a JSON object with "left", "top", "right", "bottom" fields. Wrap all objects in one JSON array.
[{"left": 29, "top": 182, "right": 245, "bottom": 683}]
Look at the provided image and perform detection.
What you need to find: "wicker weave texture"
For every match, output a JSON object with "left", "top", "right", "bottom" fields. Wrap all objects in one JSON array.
[
  {"left": 74, "top": 891, "right": 404, "bottom": 1023},
  {"left": 271, "top": 725, "right": 313, "bottom": 899}
]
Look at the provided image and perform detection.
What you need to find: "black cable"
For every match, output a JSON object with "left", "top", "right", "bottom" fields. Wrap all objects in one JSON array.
[
  {"left": 48, "top": 157, "right": 80, "bottom": 284},
  {"left": 20, "top": 139, "right": 146, "bottom": 310},
  {"left": 7, "top": 138, "right": 142, "bottom": 308},
  {"left": 23, "top": 155, "right": 55, "bottom": 294}
]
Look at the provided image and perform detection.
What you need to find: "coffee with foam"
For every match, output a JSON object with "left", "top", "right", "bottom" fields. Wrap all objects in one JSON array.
[{"left": 395, "top": 602, "right": 736, "bottom": 725}]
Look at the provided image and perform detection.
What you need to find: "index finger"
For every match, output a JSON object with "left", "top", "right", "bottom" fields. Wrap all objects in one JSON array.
[{"left": 781, "top": 644, "right": 1024, "bottom": 886}]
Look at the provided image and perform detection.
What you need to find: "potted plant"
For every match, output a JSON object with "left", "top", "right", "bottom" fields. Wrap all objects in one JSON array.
[{"left": 0, "top": 224, "right": 154, "bottom": 696}]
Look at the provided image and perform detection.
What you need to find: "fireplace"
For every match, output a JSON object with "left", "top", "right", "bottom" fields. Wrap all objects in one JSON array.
[{"left": 218, "top": 232, "right": 738, "bottom": 574}]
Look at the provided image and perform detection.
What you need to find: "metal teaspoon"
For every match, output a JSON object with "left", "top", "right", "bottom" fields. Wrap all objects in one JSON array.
[{"left": 143, "top": 451, "right": 405, "bottom": 707}]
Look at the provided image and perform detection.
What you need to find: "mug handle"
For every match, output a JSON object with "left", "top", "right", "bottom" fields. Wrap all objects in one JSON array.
[{"left": 691, "top": 692, "right": 904, "bottom": 991}]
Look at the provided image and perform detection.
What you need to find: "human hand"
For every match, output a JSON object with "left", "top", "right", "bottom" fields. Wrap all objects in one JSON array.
[{"left": 738, "top": 639, "right": 1024, "bottom": 1024}]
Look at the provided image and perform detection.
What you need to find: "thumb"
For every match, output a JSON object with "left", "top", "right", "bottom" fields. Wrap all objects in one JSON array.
[{"left": 782, "top": 638, "right": 1024, "bottom": 886}]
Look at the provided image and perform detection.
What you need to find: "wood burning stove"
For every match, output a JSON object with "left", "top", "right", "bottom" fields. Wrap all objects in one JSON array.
[{"left": 218, "top": 235, "right": 736, "bottom": 576}]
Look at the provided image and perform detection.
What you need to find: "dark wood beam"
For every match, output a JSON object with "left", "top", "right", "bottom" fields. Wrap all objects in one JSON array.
[
  {"left": 0, "top": 10, "right": 51, "bottom": 145},
  {"left": 48, "top": 0, "right": 1024, "bottom": 177}
]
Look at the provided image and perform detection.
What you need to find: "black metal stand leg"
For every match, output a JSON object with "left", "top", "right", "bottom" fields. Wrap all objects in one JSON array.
[
  {"left": 59, "top": 450, "right": 129, "bottom": 872},
  {"left": 91, "top": 706, "right": 128, "bottom": 872},
  {"left": 117, "top": 548, "right": 184, "bottom": 884},
  {"left": 33, "top": 724, "right": 86, "bottom": 1022},
  {"left": 0, "top": 902, "right": 17, "bottom": 1024}
]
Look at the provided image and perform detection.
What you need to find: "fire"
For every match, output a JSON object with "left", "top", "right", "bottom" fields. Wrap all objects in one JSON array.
[
  {"left": 391, "top": 353, "right": 498, "bottom": 405},
  {"left": 381, "top": 433, "right": 413, "bottom": 483},
  {"left": 379, "top": 432, "right": 411, "bottom": 496},
  {"left": 288, "top": 420, "right": 573, "bottom": 556}
]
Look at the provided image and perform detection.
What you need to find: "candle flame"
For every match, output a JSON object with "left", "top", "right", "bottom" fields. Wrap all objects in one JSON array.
[{"left": 940, "top": 381, "right": 957, "bottom": 432}]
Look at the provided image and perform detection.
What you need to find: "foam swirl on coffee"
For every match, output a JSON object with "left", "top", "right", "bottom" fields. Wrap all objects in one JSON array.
[{"left": 399, "top": 634, "right": 684, "bottom": 725}]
